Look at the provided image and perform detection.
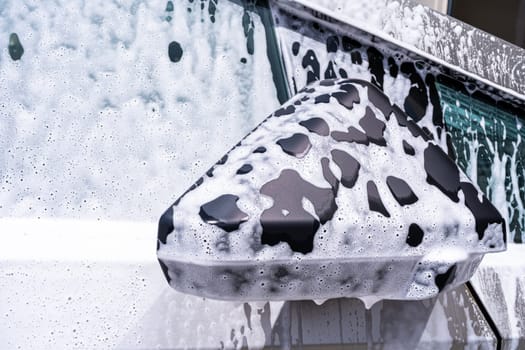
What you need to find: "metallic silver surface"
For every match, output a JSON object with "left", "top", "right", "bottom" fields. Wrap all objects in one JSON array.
[
  {"left": 470, "top": 245, "right": 525, "bottom": 349},
  {"left": 412, "top": 0, "right": 449, "bottom": 13},
  {"left": 266, "top": 285, "right": 496, "bottom": 349}
]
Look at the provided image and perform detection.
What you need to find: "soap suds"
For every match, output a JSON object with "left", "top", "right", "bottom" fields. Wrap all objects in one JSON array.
[
  {"left": 158, "top": 79, "right": 506, "bottom": 302},
  {"left": 0, "top": 0, "right": 280, "bottom": 222}
]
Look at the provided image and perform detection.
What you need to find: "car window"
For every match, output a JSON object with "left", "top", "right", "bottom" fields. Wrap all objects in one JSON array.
[{"left": 0, "top": 0, "right": 284, "bottom": 221}]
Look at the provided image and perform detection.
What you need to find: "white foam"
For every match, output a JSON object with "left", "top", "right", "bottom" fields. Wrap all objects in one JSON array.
[
  {"left": 159, "top": 79, "right": 505, "bottom": 301},
  {"left": 0, "top": 0, "right": 280, "bottom": 222},
  {"left": 162, "top": 81, "right": 504, "bottom": 262}
]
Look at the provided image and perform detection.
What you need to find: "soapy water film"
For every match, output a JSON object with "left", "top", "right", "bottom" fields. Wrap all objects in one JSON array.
[
  {"left": 271, "top": 4, "right": 525, "bottom": 244},
  {"left": 0, "top": 0, "right": 283, "bottom": 222}
]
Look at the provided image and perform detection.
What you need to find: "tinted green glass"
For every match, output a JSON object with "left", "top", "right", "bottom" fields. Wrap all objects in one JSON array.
[{"left": 438, "top": 83, "right": 525, "bottom": 243}]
